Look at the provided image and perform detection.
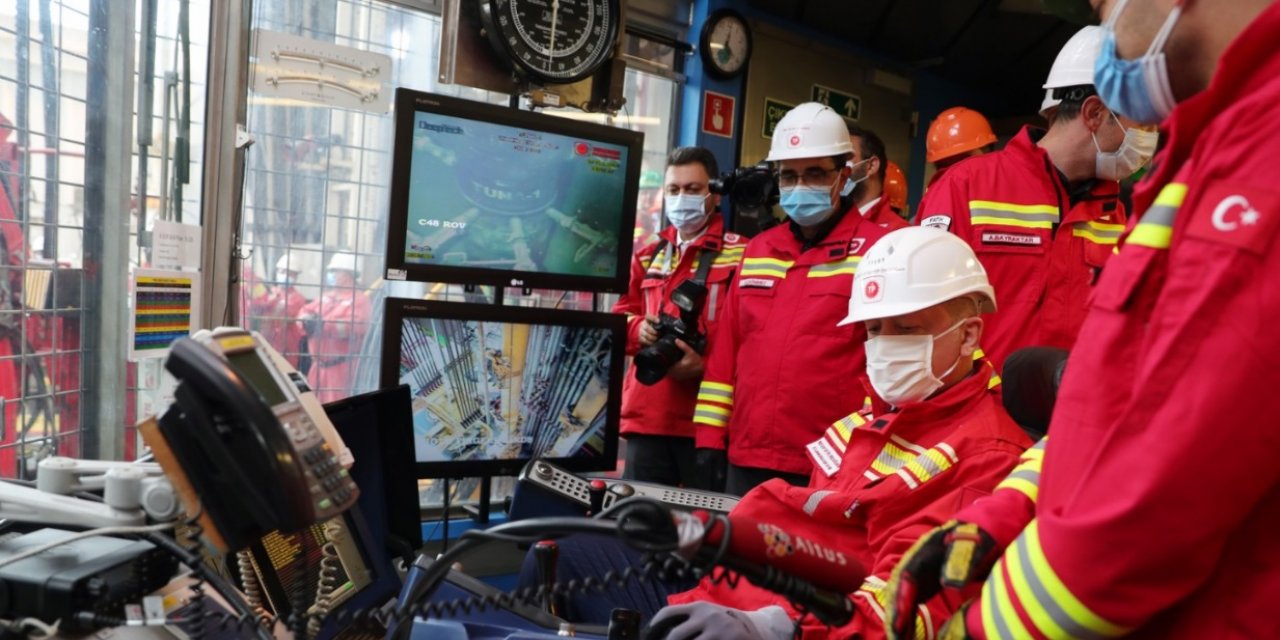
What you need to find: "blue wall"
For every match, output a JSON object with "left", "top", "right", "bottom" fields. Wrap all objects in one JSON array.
[{"left": 677, "top": 0, "right": 746, "bottom": 174}]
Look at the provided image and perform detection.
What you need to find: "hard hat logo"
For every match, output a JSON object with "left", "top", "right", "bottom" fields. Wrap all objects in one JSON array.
[
  {"left": 789, "top": 135, "right": 801, "bottom": 147},
  {"left": 864, "top": 277, "right": 883, "bottom": 302}
]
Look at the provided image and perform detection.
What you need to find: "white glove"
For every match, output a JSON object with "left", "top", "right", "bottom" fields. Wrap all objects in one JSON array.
[{"left": 647, "top": 602, "right": 794, "bottom": 640}]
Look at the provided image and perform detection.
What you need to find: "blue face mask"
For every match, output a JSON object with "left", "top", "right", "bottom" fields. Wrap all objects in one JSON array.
[
  {"left": 1094, "top": 0, "right": 1183, "bottom": 125},
  {"left": 664, "top": 193, "right": 710, "bottom": 235},
  {"left": 779, "top": 185, "right": 836, "bottom": 227},
  {"left": 325, "top": 271, "right": 339, "bottom": 287}
]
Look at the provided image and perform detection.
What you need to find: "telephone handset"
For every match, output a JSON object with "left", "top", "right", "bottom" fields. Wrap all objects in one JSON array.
[{"left": 154, "top": 331, "right": 358, "bottom": 553}]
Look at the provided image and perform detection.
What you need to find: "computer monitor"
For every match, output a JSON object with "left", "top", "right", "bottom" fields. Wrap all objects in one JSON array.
[
  {"left": 384, "top": 89, "right": 643, "bottom": 293},
  {"left": 380, "top": 297, "right": 625, "bottom": 478}
]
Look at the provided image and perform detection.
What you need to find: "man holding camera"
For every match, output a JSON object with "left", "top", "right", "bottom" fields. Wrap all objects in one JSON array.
[
  {"left": 693, "top": 103, "right": 896, "bottom": 495},
  {"left": 613, "top": 147, "right": 747, "bottom": 489}
]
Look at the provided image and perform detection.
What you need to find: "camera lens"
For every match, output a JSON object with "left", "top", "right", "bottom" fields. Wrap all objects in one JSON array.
[{"left": 633, "top": 336, "right": 684, "bottom": 386}]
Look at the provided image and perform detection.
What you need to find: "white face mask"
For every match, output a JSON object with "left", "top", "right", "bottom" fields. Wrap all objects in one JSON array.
[
  {"left": 664, "top": 193, "right": 710, "bottom": 236},
  {"left": 865, "top": 320, "right": 967, "bottom": 406},
  {"left": 1093, "top": 112, "right": 1158, "bottom": 181}
]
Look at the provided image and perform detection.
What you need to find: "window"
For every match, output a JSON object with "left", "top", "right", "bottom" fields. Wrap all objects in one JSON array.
[
  {"left": 239, "top": 0, "right": 679, "bottom": 405},
  {"left": 238, "top": 0, "right": 681, "bottom": 510},
  {"left": 0, "top": 0, "right": 210, "bottom": 475}
]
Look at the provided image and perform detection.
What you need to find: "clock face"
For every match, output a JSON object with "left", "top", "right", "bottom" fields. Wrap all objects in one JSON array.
[
  {"left": 704, "top": 13, "right": 750, "bottom": 77},
  {"left": 481, "top": 0, "right": 621, "bottom": 85}
]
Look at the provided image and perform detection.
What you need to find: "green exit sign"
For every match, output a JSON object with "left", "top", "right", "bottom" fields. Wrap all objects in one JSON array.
[
  {"left": 811, "top": 84, "right": 861, "bottom": 121},
  {"left": 762, "top": 98, "right": 795, "bottom": 139}
]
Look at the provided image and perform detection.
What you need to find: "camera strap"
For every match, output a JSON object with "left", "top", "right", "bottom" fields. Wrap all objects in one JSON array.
[
  {"left": 691, "top": 246, "right": 716, "bottom": 287},
  {"left": 648, "top": 239, "right": 717, "bottom": 286}
]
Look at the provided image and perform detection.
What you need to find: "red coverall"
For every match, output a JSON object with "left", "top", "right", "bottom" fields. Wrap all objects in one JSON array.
[
  {"left": 671, "top": 360, "right": 1030, "bottom": 639},
  {"left": 952, "top": 6, "right": 1280, "bottom": 637},
  {"left": 249, "top": 284, "right": 309, "bottom": 368},
  {"left": 693, "top": 205, "right": 894, "bottom": 476},
  {"left": 298, "top": 288, "right": 372, "bottom": 403},
  {"left": 613, "top": 214, "right": 746, "bottom": 438},
  {"left": 862, "top": 196, "right": 911, "bottom": 232},
  {"left": 916, "top": 128, "right": 1126, "bottom": 370}
]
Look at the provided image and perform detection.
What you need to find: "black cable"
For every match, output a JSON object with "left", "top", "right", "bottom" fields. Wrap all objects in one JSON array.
[{"left": 137, "top": 531, "right": 275, "bottom": 640}]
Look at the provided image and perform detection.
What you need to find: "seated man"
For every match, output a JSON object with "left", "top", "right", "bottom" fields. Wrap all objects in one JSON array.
[
  {"left": 654, "top": 226, "right": 1032, "bottom": 640},
  {"left": 521, "top": 228, "right": 1031, "bottom": 639}
]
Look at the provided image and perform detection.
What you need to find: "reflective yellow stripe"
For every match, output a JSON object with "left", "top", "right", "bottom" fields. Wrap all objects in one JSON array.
[
  {"left": 1019, "top": 521, "right": 1130, "bottom": 638},
  {"left": 970, "top": 200, "right": 1059, "bottom": 229},
  {"left": 740, "top": 256, "right": 792, "bottom": 277},
  {"left": 807, "top": 256, "right": 862, "bottom": 278},
  {"left": 739, "top": 267, "right": 787, "bottom": 278},
  {"left": 972, "top": 215, "right": 1055, "bottom": 230},
  {"left": 1072, "top": 222, "right": 1125, "bottom": 245},
  {"left": 693, "top": 412, "right": 728, "bottom": 427},
  {"left": 1126, "top": 223, "right": 1173, "bottom": 249},
  {"left": 900, "top": 444, "right": 958, "bottom": 488},
  {"left": 832, "top": 420, "right": 853, "bottom": 442},
  {"left": 970, "top": 200, "right": 1059, "bottom": 215},
  {"left": 694, "top": 404, "right": 730, "bottom": 417},
  {"left": 1154, "top": 182, "right": 1188, "bottom": 208},
  {"left": 987, "top": 555, "right": 1035, "bottom": 640},
  {"left": 997, "top": 477, "right": 1040, "bottom": 502},
  {"left": 701, "top": 381, "right": 733, "bottom": 393},
  {"left": 696, "top": 387, "right": 733, "bottom": 405}
]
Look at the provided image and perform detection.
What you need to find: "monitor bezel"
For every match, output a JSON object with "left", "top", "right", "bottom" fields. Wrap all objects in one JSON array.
[
  {"left": 385, "top": 88, "right": 643, "bottom": 293},
  {"left": 379, "top": 297, "right": 625, "bottom": 479}
]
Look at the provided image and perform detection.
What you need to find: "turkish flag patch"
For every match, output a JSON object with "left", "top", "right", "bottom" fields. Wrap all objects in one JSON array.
[{"left": 1185, "top": 183, "right": 1280, "bottom": 255}]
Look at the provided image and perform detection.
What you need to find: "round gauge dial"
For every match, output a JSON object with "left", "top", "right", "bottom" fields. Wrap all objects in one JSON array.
[{"left": 480, "top": 0, "right": 621, "bottom": 85}]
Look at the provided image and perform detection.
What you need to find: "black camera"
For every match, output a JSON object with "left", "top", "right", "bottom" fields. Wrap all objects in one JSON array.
[
  {"left": 711, "top": 163, "right": 778, "bottom": 236},
  {"left": 633, "top": 279, "right": 709, "bottom": 386},
  {"left": 711, "top": 163, "right": 777, "bottom": 210}
]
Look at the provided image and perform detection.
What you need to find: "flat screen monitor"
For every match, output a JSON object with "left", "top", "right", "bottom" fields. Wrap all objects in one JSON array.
[
  {"left": 380, "top": 297, "right": 625, "bottom": 478},
  {"left": 385, "top": 89, "right": 643, "bottom": 293}
]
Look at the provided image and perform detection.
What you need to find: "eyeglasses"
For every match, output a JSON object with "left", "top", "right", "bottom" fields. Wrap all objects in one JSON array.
[{"left": 778, "top": 167, "right": 838, "bottom": 188}]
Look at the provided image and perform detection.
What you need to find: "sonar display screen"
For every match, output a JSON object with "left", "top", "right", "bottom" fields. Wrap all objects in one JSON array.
[
  {"left": 395, "top": 315, "right": 616, "bottom": 466},
  {"left": 402, "top": 111, "right": 631, "bottom": 280}
]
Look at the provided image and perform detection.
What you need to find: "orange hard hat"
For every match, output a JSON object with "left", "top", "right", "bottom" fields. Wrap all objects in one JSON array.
[
  {"left": 884, "top": 161, "right": 907, "bottom": 211},
  {"left": 926, "top": 107, "right": 997, "bottom": 164}
]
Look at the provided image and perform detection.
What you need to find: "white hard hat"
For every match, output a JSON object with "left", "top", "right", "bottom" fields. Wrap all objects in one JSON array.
[
  {"left": 838, "top": 226, "right": 996, "bottom": 326},
  {"left": 276, "top": 255, "right": 299, "bottom": 273},
  {"left": 327, "top": 251, "right": 359, "bottom": 273},
  {"left": 1040, "top": 26, "right": 1104, "bottom": 116},
  {"left": 766, "top": 102, "right": 853, "bottom": 162}
]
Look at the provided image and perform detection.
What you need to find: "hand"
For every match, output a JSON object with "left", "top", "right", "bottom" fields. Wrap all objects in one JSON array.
[
  {"left": 665, "top": 339, "right": 704, "bottom": 382},
  {"left": 638, "top": 316, "right": 660, "bottom": 347},
  {"left": 645, "top": 603, "right": 792, "bottom": 640},
  {"left": 885, "top": 521, "right": 996, "bottom": 639},
  {"left": 692, "top": 448, "right": 728, "bottom": 492}
]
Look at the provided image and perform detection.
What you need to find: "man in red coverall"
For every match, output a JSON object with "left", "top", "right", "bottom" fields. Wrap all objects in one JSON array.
[
  {"left": 884, "top": 1, "right": 1280, "bottom": 637},
  {"left": 298, "top": 251, "right": 371, "bottom": 403},
  {"left": 249, "top": 254, "right": 311, "bottom": 372},
  {"left": 916, "top": 25, "right": 1158, "bottom": 371},
  {"left": 651, "top": 227, "right": 1032, "bottom": 640},
  {"left": 613, "top": 146, "right": 747, "bottom": 488},
  {"left": 846, "top": 125, "right": 910, "bottom": 231},
  {"left": 692, "top": 103, "right": 895, "bottom": 495}
]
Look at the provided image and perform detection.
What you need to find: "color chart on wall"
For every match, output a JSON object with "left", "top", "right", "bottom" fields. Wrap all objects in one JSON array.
[{"left": 130, "top": 268, "right": 201, "bottom": 359}]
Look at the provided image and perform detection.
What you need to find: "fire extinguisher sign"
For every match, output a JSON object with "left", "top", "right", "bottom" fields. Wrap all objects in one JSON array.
[{"left": 702, "top": 91, "right": 736, "bottom": 138}]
